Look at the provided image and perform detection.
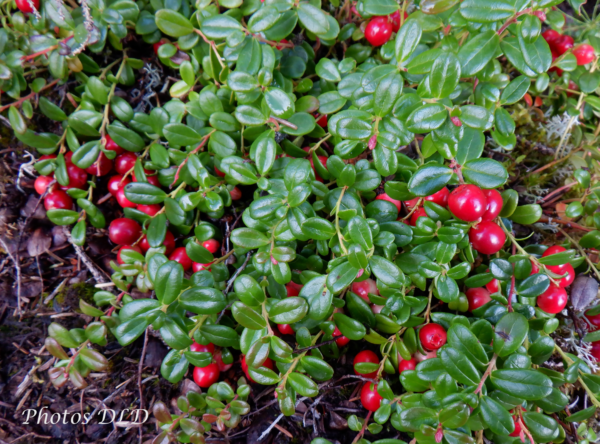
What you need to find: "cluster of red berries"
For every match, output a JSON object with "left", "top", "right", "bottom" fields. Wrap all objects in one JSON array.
[
  {"left": 190, "top": 342, "right": 233, "bottom": 387},
  {"left": 364, "top": 10, "right": 408, "bottom": 47},
  {"left": 543, "top": 30, "right": 595, "bottom": 75}
]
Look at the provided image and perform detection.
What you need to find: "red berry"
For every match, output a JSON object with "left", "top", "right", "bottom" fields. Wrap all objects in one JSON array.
[
  {"left": 190, "top": 341, "right": 215, "bottom": 353},
  {"left": 365, "top": 17, "right": 393, "bottom": 47},
  {"left": 466, "top": 287, "right": 492, "bottom": 311},
  {"left": 509, "top": 416, "right": 522, "bottom": 437},
  {"left": 531, "top": 261, "right": 540, "bottom": 275},
  {"left": 39, "top": 154, "right": 58, "bottom": 161},
  {"left": 556, "top": 263, "right": 575, "bottom": 288},
  {"left": 214, "top": 166, "right": 226, "bottom": 178},
  {"left": 137, "top": 204, "right": 161, "bottom": 216},
  {"left": 104, "top": 135, "right": 124, "bottom": 155},
  {"left": 404, "top": 197, "right": 420, "bottom": 211},
  {"left": 481, "top": 189, "right": 503, "bottom": 221},
  {"left": 214, "top": 350, "right": 232, "bottom": 372},
  {"left": 333, "top": 326, "right": 350, "bottom": 347},
  {"left": 15, "top": 0, "right": 39, "bottom": 14},
  {"left": 542, "top": 246, "right": 568, "bottom": 274},
  {"left": 241, "top": 355, "right": 273, "bottom": 383},
  {"left": 354, "top": 350, "right": 379, "bottom": 379},
  {"left": 117, "top": 245, "right": 142, "bottom": 264},
  {"left": 64, "top": 152, "right": 74, "bottom": 164},
  {"left": 425, "top": 187, "right": 450, "bottom": 207},
  {"left": 419, "top": 323, "right": 447, "bottom": 351},
  {"left": 351, "top": 278, "right": 379, "bottom": 302},
  {"left": 277, "top": 324, "right": 294, "bottom": 335},
  {"left": 376, "top": 193, "right": 402, "bottom": 213},
  {"left": 410, "top": 207, "right": 428, "bottom": 226},
  {"left": 169, "top": 247, "right": 193, "bottom": 271},
  {"left": 203, "top": 239, "right": 220, "bottom": 254},
  {"left": 573, "top": 44, "right": 595, "bottom": 65},
  {"left": 193, "top": 262, "right": 213, "bottom": 272},
  {"left": 542, "top": 29, "right": 562, "bottom": 48},
  {"left": 114, "top": 152, "right": 137, "bottom": 175},
  {"left": 448, "top": 185, "right": 488, "bottom": 221},
  {"left": 116, "top": 187, "right": 136, "bottom": 208},
  {"left": 389, "top": 10, "right": 408, "bottom": 32},
  {"left": 302, "top": 148, "right": 328, "bottom": 182},
  {"left": 230, "top": 186, "right": 242, "bottom": 201},
  {"left": 469, "top": 221, "right": 506, "bottom": 255},
  {"left": 34, "top": 175, "right": 55, "bottom": 195},
  {"left": 193, "top": 363, "right": 220, "bottom": 388},
  {"left": 108, "top": 218, "right": 142, "bottom": 246},
  {"left": 398, "top": 357, "right": 416, "bottom": 373},
  {"left": 586, "top": 312, "right": 600, "bottom": 331},
  {"left": 537, "top": 285, "right": 568, "bottom": 314},
  {"left": 85, "top": 152, "right": 113, "bottom": 176},
  {"left": 555, "top": 35, "right": 574, "bottom": 55},
  {"left": 486, "top": 278, "right": 499, "bottom": 294},
  {"left": 360, "top": 383, "right": 382, "bottom": 412},
  {"left": 133, "top": 171, "right": 160, "bottom": 187},
  {"left": 139, "top": 230, "right": 175, "bottom": 254},
  {"left": 108, "top": 175, "right": 130, "bottom": 197},
  {"left": 316, "top": 114, "right": 328, "bottom": 128},
  {"left": 451, "top": 116, "right": 462, "bottom": 127},
  {"left": 60, "top": 163, "right": 88, "bottom": 190},
  {"left": 591, "top": 342, "right": 600, "bottom": 361},
  {"left": 44, "top": 190, "right": 73, "bottom": 211},
  {"left": 153, "top": 39, "right": 168, "bottom": 55},
  {"left": 286, "top": 281, "right": 304, "bottom": 297}
]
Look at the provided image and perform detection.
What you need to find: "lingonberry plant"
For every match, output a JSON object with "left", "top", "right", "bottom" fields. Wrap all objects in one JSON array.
[{"left": 3, "top": 0, "right": 600, "bottom": 441}]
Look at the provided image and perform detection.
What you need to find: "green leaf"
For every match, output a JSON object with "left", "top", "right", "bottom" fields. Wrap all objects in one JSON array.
[
  {"left": 462, "top": 158, "right": 508, "bottom": 188},
  {"left": 369, "top": 255, "right": 404, "bottom": 289},
  {"left": 490, "top": 369, "right": 553, "bottom": 400},
  {"left": 124, "top": 182, "right": 167, "bottom": 204},
  {"left": 479, "top": 396, "right": 515, "bottom": 435},
  {"left": 458, "top": 30, "right": 499, "bottom": 76},
  {"left": 460, "top": 0, "right": 514, "bottom": 22},
  {"left": 408, "top": 164, "right": 453, "bottom": 196},
  {"left": 430, "top": 53, "right": 461, "bottom": 99},
  {"left": 268, "top": 297, "right": 309, "bottom": 324},
  {"left": 231, "top": 228, "right": 270, "bottom": 248},
  {"left": 288, "top": 372, "right": 319, "bottom": 397},
  {"left": 493, "top": 312, "right": 529, "bottom": 357},
  {"left": 179, "top": 287, "right": 226, "bottom": 314},
  {"left": 406, "top": 104, "right": 447, "bottom": 133},
  {"left": 155, "top": 9, "right": 194, "bottom": 37},
  {"left": 516, "top": 273, "right": 550, "bottom": 297},
  {"left": 395, "top": 19, "right": 422, "bottom": 64},
  {"left": 154, "top": 261, "right": 183, "bottom": 305},
  {"left": 333, "top": 313, "right": 366, "bottom": 340},
  {"left": 509, "top": 204, "right": 543, "bottom": 225},
  {"left": 297, "top": 3, "right": 329, "bottom": 35}
]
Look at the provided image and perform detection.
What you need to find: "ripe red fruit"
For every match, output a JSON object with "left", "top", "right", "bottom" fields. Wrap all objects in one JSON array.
[
  {"left": 114, "top": 152, "right": 138, "bottom": 175},
  {"left": 591, "top": 342, "right": 600, "bottom": 361},
  {"left": 573, "top": 44, "right": 595, "bottom": 65},
  {"left": 133, "top": 171, "right": 160, "bottom": 187},
  {"left": 389, "top": 10, "right": 408, "bottom": 32},
  {"left": 137, "top": 204, "right": 161, "bottom": 216},
  {"left": 542, "top": 30, "right": 561, "bottom": 47},
  {"left": 469, "top": 221, "right": 506, "bottom": 255},
  {"left": 316, "top": 114, "right": 328, "bottom": 128},
  {"left": 398, "top": 357, "right": 416, "bottom": 373},
  {"left": 509, "top": 416, "right": 522, "bottom": 437},
  {"left": 230, "top": 186, "right": 242, "bottom": 201},
  {"left": 360, "top": 383, "right": 382, "bottom": 412},
  {"left": 555, "top": 35, "right": 574, "bottom": 55},
  {"left": 193, "top": 363, "right": 220, "bottom": 388},
  {"left": 531, "top": 261, "right": 540, "bottom": 275},
  {"left": 214, "top": 350, "right": 232, "bottom": 372},
  {"left": 190, "top": 341, "right": 215, "bottom": 353},
  {"left": 85, "top": 152, "right": 113, "bottom": 176},
  {"left": 419, "top": 323, "right": 447, "bottom": 351},
  {"left": 556, "top": 263, "right": 575, "bottom": 288},
  {"left": 108, "top": 175, "right": 130, "bottom": 197},
  {"left": 153, "top": 39, "right": 168, "bottom": 55},
  {"left": 214, "top": 166, "right": 226, "bottom": 177},
  {"left": 64, "top": 152, "right": 74, "bottom": 164},
  {"left": 537, "top": 285, "right": 568, "bottom": 314},
  {"left": 351, "top": 278, "right": 379, "bottom": 302},
  {"left": 203, "top": 239, "right": 220, "bottom": 254},
  {"left": 448, "top": 185, "right": 488, "bottom": 221},
  {"left": 39, "top": 154, "right": 58, "bottom": 162},
  {"left": 466, "top": 287, "right": 492, "bottom": 311},
  {"left": 44, "top": 190, "right": 73, "bottom": 211},
  {"left": 35, "top": 175, "right": 55, "bottom": 195},
  {"left": 286, "top": 281, "right": 304, "bottom": 297},
  {"left": 193, "top": 262, "right": 213, "bottom": 272},
  {"left": 375, "top": 193, "right": 402, "bottom": 213},
  {"left": 117, "top": 245, "right": 142, "bottom": 265},
  {"left": 116, "top": 187, "right": 136, "bottom": 208},
  {"left": 425, "top": 187, "right": 450, "bottom": 207},
  {"left": 241, "top": 355, "right": 273, "bottom": 383},
  {"left": 302, "top": 148, "right": 328, "bottom": 182},
  {"left": 481, "top": 189, "right": 503, "bottom": 221},
  {"left": 104, "top": 135, "right": 124, "bottom": 155},
  {"left": 61, "top": 164, "right": 88, "bottom": 189},
  {"left": 277, "top": 324, "right": 294, "bottom": 335},
  {"left": 486, "top": 278, "right": 499, "bottom": 294},
  {"left": 169, "top": 247, "right": 193, "bottom": 271},
  {"left": 586, "top": 312, "right": 600, "bottom": 331},
  {"left": 354, "top": 350, "right": 379, "bottom": 379},
  {"left": 404, "top": 197, "right": 420, "bottom": 211},
  {"left": 16, "top": 0, "right": 39, "bottom": 14},
  {"left": 410, "top": 207, "right": 428, "bottom": 226},
  {"left": 333, "top": 326, "right": 350, "bottom": 347},
  {"left": 139, "top": 230, "right": 175, "bottom": 254},
  {"left": 109, "top": 218, "right": 142, "bottom": 245},
  {"left": 365, "top": 17, "right": 393, "bottom": 47},
  {"left": 542, "top": 245, "right": 568, "bottom": 274}
]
